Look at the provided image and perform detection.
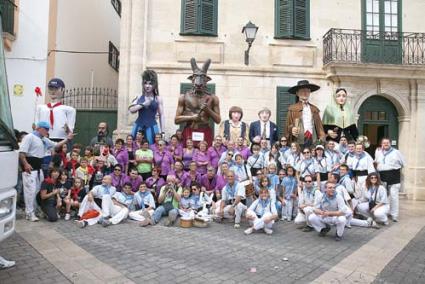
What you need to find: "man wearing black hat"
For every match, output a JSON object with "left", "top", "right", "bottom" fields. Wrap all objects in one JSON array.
[
  {"left": 35, "top": 78, "right": 76, "bottom": 141},
  {"left": 285, "top": 80, "right": 325, "bottom": 147}
]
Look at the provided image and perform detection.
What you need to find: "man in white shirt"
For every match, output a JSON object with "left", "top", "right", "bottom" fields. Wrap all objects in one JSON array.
[
  {"left": 19, "top": 121, "right": 73, "bottom": 221},
  {"left": 309, "top": 181, "right": 349, "bottom": 241},
  {"left": 216, "top": 170, "right": 247, "bottom": 228},
  {"left": 375, "top": 138, "right": 405, "bottom": 222}
]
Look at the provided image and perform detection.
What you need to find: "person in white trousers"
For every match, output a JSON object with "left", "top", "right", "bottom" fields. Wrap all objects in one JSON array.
[
  {"left": 355, "top": 173, "right": 390, "bottom": 225},
  {"left": 375, "top": 138, "right": 405, "bottom": 222},
  {"left": 129, "top": 182, "right": 156, "bottom": 226},
  {"left": 244, "top": 188, "right": 278, "bottom": 235},
  {"left": 76, "top": 176, "right": 116, "bottom": 228},
  {"left": 308, "top": 181, "right": 349, "bottom": 241},
  {"left": 216, "top": 170, "right": 247, "bottom": 228},
  {"left": 19, "top": 121, "right": 72, "bottom": 221},
  {"left": 294, "top": 175, "right": 322, "bottom": 232},
  {"left": 346, "top": 143, "right": 375, "bottom": 193}
]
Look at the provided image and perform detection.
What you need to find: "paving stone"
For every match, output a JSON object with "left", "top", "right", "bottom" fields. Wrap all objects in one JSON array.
[
  {"left": 0, "top": 234, "right": 71, "bottom": 284},
  {"left": 374, "top": 226, "right": 425, "bottom": 284}
]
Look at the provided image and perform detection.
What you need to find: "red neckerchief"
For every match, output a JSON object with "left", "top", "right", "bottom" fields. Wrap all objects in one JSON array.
[
  {"left": 60, "top": 152, "right": 68, "bottom": 168},
  {"left": 47, "top": 102, "right": 62, "bottom": 128},
  {"left": 71, "top": 187, "right": 81, "bottom": 200},
  {"left": 44, "top": 177, "right": 55, "bottom": 185},
  {"left": 70, "top": 160, "right": 78, "bottom": 177}
]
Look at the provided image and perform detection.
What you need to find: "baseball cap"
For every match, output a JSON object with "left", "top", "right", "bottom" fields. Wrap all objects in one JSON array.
[
  {"left": 36, "top": 121, "right": 50, "bottom": 130},
  {"left": 315, "top": 145, "right": 325, "bottom": 150},
  {"left": 48, "top": 78, "right": 65, "bottom": 89}
]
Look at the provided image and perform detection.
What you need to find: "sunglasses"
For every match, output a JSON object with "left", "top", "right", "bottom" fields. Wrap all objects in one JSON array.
[
  {"left": 228, "top": 153, "right": 234, "bottom": 156},
  {"left": 114, "top": 169, "right": 121, "bottom": 171},
  {"left": 303, "top": 151, "right": 310, "bottom": 154},
  {"left": 304, "top": 180, "right": 312, "bottom": 183}
]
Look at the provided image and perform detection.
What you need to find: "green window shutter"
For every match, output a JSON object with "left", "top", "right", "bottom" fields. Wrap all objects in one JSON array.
[
  {"left": 181, "top": 0, "right": 217, "bottom": 36},
  {"left": 276, "top": 87, "right": 297, "bottom": 137},
  {"left": 181, "top": 0, "right": 198, "bottom": 34},
  {"left": 199, "top": 0, "right": 218, "bottom": 36},
  {"left": 294, "top": 0, "right": 310, "bottom": 39},
  {"left": 179, "top": 83, "right": 216, "bottom": 131},
  {"left": 275, "top": 0, "right": 293, "bottom": 38}
]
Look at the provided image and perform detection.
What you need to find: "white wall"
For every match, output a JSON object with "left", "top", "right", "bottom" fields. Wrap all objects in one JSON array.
[
  {"left": 54, "top": 0, "right": 120, "bottom": 89},
  {"left": 6, "top": 0, "right": 50, "bottom": 133}
]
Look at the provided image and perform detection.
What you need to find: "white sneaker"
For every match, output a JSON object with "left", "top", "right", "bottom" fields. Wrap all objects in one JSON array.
[
  {"left": 57, "top": 213, "right": 61, "bottom": 219},
  {"left": 264, "top": 228, "right": 273, "bottom": 235},
  {"left": 0, "top": 256, "right": 15, "bottom": 269},
  {"left": 371, "top": 221, "right": 380, "bottom": 229},
  {"left": 64, "top": 213, "right": 71, "bottom": 221},
  {"left": 28, "top": 213, "right": 39, "bottom": 222},
  {"left": 244, "top": 228, "right": 253, "bottom": 235},
  {"left": 234, "top": 223, "right": 240, "bottom": 229}
]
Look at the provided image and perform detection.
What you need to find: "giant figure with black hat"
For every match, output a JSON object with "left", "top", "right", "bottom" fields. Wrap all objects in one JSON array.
[
  {"left": 285, "top": 80, "right": 325, "bottom": 147},
  {"left": 129, "top": 70, "right": 165, "bottom": 145},
  {"left": 35, "top": 78, "right": 76, "bottom": 141}
]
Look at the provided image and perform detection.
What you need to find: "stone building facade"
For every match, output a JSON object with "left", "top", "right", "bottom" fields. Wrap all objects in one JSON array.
[{"left": 115, "top": 0, "right": 425, "bottom": 199}]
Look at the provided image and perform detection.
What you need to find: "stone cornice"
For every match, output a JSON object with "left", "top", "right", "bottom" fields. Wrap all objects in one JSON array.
[
  {"left": 146, "top": 63, "right": 327, "bottom": 78},
  {"left": 324, "top": 63, "right": 425, "bottom": 81}
]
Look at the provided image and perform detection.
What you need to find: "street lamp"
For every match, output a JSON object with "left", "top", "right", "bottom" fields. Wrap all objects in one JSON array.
[{"left": 242, "top": 21, "right": 259, "bottom": 65}]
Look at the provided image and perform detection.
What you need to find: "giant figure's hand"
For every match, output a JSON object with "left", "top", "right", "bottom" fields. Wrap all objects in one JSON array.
[{"left": 292, "top": 127, "right": 300, "bottom": 137}]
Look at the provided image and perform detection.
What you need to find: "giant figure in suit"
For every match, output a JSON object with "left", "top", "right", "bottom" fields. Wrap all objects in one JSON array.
[{"left": 249, "top": 107, "right": 279, "bottom": 147}]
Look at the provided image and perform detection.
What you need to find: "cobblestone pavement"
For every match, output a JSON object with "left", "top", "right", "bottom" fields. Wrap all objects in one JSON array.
[
  {"left": 47, "top": 218, "right": 383, "bottom": 284},
  {"left": 0, "top": 234, "right": 70, "bottom": 284},
  {"left": 374, "top": 226, "right": 425, "bottom": 284}
]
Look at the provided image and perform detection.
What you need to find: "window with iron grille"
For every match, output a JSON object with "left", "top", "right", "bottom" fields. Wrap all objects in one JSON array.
[
  {"left": 275, "top": 0, "right": 310, "bottom": 40},
  {"left": 108, "top": 41, "right": 119, "bottom": 72},
  {"left": 111, "top": 0, "right": 121, "bottom": 17},
  {"left": 180, "top": 0, "right": 218, "bottom": 36}
]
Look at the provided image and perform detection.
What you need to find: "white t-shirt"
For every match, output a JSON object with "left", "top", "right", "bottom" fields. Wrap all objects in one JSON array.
[
  {"left": 19, "top": 132, "right": 56, "bottom": 158},
  {"left": 36, "top": 104, "right": 76, "bottom": 139}
]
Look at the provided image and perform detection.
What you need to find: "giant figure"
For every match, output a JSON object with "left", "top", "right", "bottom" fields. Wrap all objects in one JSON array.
[
  {"left": 129, "top": 70, "right": 165, "bottom": 145},
  {"left": 285, "top": 80, "right": 325, "bottom": 148},
  {"left": 322, "top": 87, "right": 359, "bottom": 142},
  {"left": 35, "top": 78, "right": 76, "bottom": 141},
  {"left": 175, "top": 58, "right": 221, "bottom": 146}
]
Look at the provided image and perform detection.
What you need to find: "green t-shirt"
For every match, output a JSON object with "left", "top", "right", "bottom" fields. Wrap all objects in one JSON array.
[
  {"left": 159, "top": 185, "right": 182, "bottom": 209},
  {"left": 135, "top": 149, "right": 153, "bottom": 174}
]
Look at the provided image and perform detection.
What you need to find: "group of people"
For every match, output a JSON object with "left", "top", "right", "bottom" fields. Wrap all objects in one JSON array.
[{"left": 17, "top": 60, "right": 405, "bottom": 241}]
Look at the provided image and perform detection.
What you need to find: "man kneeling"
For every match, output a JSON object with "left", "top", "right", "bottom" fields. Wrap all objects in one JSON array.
[
  {"left": 244, "top": 188, "right": 278, "bottom": 235},
  {"left": 215, "top": 170, "right": 247, "bottom": 228},
  {"left": 308, "top": 181, "right": 348, "bottom": 241}
]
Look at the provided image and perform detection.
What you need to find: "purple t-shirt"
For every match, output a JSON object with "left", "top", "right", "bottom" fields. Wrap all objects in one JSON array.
[
  {"left": 236, "top": 146, "right": 251, "bottom": 161},
  {"left": 193, "top": 151, "right": 209, "bottom": 175},
  {"left": 109, "top": 173, "right": 126, "bottom": 192},
  {"left": 200, "top": 174, "right": 220, "bottom": 192},
  {"left": 207, "top": 145, "right": 226, "bottom": 170},
  {"left": 167, "top": 144, "right": 183, "bottom": 161},
  {"left": 123, "top": 175, "right": 143, "bottom": 192},
  {"left": 169, "top": 170, "right": 189, "bottom": 187},
  {"left": 112, "top": 148, "right": 129, "bottom": 170},
  {"left": 145, "top": 176, "right": 166, "bottom": 196},
  {"left": 153, "top": 150, "right": 174, "bottom": 176},
  {"left": 182, "top": 148, "right": 196, "bottom": 170}
]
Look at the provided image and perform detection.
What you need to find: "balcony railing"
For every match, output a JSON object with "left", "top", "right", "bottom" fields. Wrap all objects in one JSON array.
[
  {"left": 0, "top": 0, "right": 16, "bottom": 36},
  {"left": 323, "top": 28, "right": 425, "bottom": 66}
]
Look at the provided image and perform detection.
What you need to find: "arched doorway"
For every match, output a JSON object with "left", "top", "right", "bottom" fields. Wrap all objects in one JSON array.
[{"left": 358, "top": 95, "right": 399, "bottom": 157}]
